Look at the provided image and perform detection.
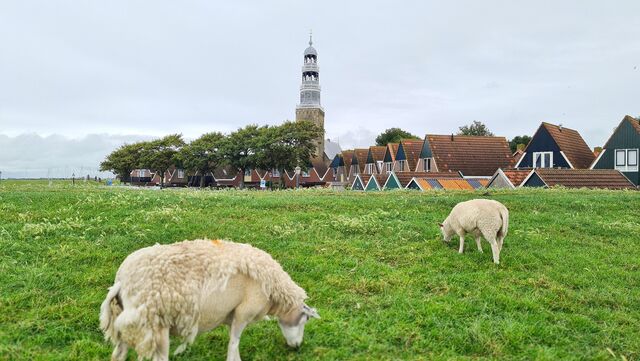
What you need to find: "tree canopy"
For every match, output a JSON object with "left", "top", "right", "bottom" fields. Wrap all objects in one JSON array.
[
  {"left": 457, "top": 121, "right": 494, "bottom": 136},
  {"left": 509, "top": 135, "right": 532, "bottom": 153},
  {"left": 176, "top": 132, "right": 225, "bottom": 187},
  {"left": 99, "top": 142, "right": 145, "bottom": 183},
  {"left": 139, "top": 134, "right": 185, "bottom": 188},
  {"left": 375, "top": 128, "right": 420, "bottom": 146}
]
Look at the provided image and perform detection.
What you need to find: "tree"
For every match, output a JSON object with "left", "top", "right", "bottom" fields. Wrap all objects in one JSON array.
[
  {"left": 457, "top": 121, "right": 494, "bottom": 136},
  {"left": 139, "top": 134, "right": 185, "bottom": 188},
  {"left": 220, "top": 125, "right": 266, "bottom": 189},
  {"left": 375, "top": 128, "right": 420, "bottom": 146},
  {"left": 176, "top": 132, "right": 226, "bottom": 188},
  {"left": 99, "top": 142, "right": 145, "bottom": 183},
  {"left": 509, "top": 135, "right": 532, "bottom": 153},
  {"left": 259, "top": 121, "right": 322, "bottom": 187}
]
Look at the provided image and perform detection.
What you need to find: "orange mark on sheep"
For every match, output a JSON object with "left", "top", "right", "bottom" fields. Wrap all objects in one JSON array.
[{"left": 211, "top": 239, "right": 223, "bottom": 247}]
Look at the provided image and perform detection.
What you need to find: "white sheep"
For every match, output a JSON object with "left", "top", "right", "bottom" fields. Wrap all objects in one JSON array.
[
  {"left": 439, "top": 199, "right": 509, "bottom": 264},
  {"left": 99, "top": 239, "right": 320, "bottom": 361}
]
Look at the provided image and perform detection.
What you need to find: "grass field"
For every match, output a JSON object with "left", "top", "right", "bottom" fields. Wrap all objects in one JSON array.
[{"left": 0, "top": 180, "right": 639, "bottom": 360}]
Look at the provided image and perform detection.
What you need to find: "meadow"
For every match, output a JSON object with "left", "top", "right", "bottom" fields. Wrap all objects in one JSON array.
[{"left": 0, "top": 180, "right": 638, "bottom": 360}]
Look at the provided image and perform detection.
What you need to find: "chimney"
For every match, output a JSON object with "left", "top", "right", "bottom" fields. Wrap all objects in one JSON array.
[
  {"left": 451, "top": 133, "right": 454, "bottom": 141},
  {"left": 558, "top": 124, "right": 563, "bottom": 131}
]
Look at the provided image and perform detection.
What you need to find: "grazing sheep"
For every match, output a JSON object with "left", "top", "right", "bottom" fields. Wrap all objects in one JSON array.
[
  {"left": 439, "top": 199, "right": 509, "bottom": 264},
  {"left": 99, "top": 239, "right": 319, "bottom": 361}
]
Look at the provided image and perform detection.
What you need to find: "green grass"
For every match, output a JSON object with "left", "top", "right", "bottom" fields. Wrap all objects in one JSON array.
[{"left": 0, "top": 180, "right": 639, "bottom": 360}]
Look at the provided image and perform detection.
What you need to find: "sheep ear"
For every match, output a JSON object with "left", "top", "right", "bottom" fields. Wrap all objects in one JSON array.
[{"left": 302, "top": 304, "right": 320, "bottom": 319}]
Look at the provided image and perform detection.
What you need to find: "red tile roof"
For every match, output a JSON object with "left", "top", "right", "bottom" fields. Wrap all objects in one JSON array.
[
  {"left": 395, "top": 171, "right": 461, "bottom": 187},
  {"left": 368, "top": 146, "right": 387, "bottom": 163},
  {"left": 427, "top": 135, "right": 515, "bottom": 176},
  {"left": 502, "top": 169, "right": 531, "bottom": 187},
  {"left": 342, "top": 150, "right": 354, "bottom": 172},
  {"left": 539, "top": 123, "right": 595, "bottom": 169},
  {"left": 533, "top": 169, "right": 636, "bottom": 189},
  {"left": 399, "top": 140, "right": 424, "bottom": 171},
  {"left": 353, "top": 149, "right": 369, "bottom": 173}
]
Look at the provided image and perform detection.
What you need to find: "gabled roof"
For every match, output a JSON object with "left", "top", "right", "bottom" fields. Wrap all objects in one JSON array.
[
  {"left": 532, "top": 123, "right": 595, "bottom": 169},
  {"left": 311, "top": 159, "right": 329, "bottom": 177},
  {"left": 367, "top": 146, "right": 387, "bottom": 164},
  {"left": 397, "top": 140, "right": 424, "bottom": 171},
  {"left": 394, "top": 171, "right": 461, "bottom": 187},
  {"left": 503, "top": 168, "right": 531, "bottom": 187},
  {"left": 528, "top": 169, "right": 636, "bottom": 189},
  {"left": 426, "top": 135, "right": 515, "bottom": 176},
  {"left": 330, "top": 153, "right": 344, "bottom": 168},
  {"left": 383, "top": 143, "right": 399, "bottom": 163},
  {"left": 342, "top": 150, "right": 354, "bottom": 171},
  {"left": 603, "top": 115, "right": 640, "bottom": 149},
  {"left": 352, "top": 149, "right": 369, "bottom": 173}
]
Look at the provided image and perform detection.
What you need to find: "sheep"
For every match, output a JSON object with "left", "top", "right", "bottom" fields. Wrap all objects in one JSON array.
[
  {"left": 99, "top": 239, "right": 320, "bottom": 361},
  {"left": 439, "top": 199, "right": 509, "bottom": 264}
]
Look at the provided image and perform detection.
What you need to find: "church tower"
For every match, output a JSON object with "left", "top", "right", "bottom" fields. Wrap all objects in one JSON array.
[{"left": 296, "top": 33, "right": 325, "bottom": 161}]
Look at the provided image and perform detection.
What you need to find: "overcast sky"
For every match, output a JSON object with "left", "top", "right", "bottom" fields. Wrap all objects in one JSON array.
[{"left": 1, "top": 1, "right": 639, "bottom": 177}]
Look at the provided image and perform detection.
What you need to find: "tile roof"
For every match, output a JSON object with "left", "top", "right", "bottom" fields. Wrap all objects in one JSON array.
[
  {"left": 502, "top": 169, "right": 531, "bottom": 187},
  {"left": 399, "top": 140, "right": 424, "bottom": 171},
  {"left": 353, "top": 149, "right": 369, "bottom": 173},
  {"left": 539, "top": 123, "right": 595, "bottom": 169},
  {"left": 413, "top": 178, "right": 433, "bottom": 190},
  {"left": 438, "top": 179, "right": 475, "bottom": 190},
  {"left": 342, "top": 150, "right": 354, "bottom": 172},
  {"left": 533, "top": 169, "right": 636, "bottom": 189},
  {"left": 427, "top": 135, "right": 515, "bottom": 176},
  {"left": 384, "top": 143, "right": 399, "bottom": 162},
  {"left": 395, "top": 171, "right": 461, "bottom": 187},
  {"left": 368, "top": 146, "right": 387, "bottom": 163},
  {"left": 358, "top": 173, "right": 373, "bottom": 185}
]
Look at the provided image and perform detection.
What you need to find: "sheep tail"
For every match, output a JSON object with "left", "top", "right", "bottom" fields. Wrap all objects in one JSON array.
[
  {"left": 499, "top": 206, "right": 509, "bottom": 238},
  {"left": 99, "top": 281, "right": 123, "bottom": 344}
]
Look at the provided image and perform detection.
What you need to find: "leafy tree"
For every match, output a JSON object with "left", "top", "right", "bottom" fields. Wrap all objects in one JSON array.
[
  {"left": 176, "top": 132, "right": 225, "bottom": 188},
  {"left": 509, "top": 135, "right": 532, "bottom": 153},
  {"left": 258, "top": 120, "right": 322, "bottom": 187},
  {"left": 220, "top": 125, "right": 266, "bottom": 189},
  {"left": 99, "top": 142, "right": 145, "bottom": 183},
  {"left": 139, "top": 134, "right": 185, "bottom": 188},
  {"left": 457, "top": 121, "right": 494, "bottom": 136},
  {"left": 375, "top": 128, "right": 420, "bottom": 146}
]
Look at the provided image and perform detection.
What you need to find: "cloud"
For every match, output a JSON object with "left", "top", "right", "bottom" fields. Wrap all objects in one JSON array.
[{"left": 0, "top": 133, "right": 151, "bottom": 178}]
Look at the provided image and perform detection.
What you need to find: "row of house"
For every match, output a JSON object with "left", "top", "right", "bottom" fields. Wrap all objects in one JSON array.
[{"left": 131, "top": 115, "right": 639, "bottom": 190}]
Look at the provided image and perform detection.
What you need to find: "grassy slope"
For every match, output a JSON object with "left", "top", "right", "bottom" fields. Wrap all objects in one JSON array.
[{"left": 0, "top": 180, "right": 638, "bottom": 360}]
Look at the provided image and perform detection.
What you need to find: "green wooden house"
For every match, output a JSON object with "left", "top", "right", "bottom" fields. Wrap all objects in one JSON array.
[{"left": 591, "top": 115, "right": 639, "bottom": 185}]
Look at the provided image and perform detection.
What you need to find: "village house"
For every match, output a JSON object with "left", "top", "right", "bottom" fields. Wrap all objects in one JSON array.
[
  {"left": 515, "top": 122, "right": 595, "bottom": 169},
  {"left": 520, "top": 168, "right": 636, "bottom": 189},
  {"left": 591, "top": 115, "right": 639, "bottom": 185}
]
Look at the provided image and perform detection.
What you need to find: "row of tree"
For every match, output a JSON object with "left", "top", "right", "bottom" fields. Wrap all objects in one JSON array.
[
  {"left": 100, "top": 121, "right": 322, "bottom": 188},
  {"left": 375, "top": 121, "right": 531, "bottom": 153}
]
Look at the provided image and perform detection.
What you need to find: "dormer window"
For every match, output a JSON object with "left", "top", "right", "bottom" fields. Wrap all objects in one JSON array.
[
  {"left": 385, "top": 162, "right": 392, "bottom": 173},
  {"left": 365, "top": 164, "right": 373, "bottom": 174},
  {"left": 399, "top": 160, "right": 407, "bottom": 171},
  {"left": 533, "top": 152, "right": 553, "bottom": 168},
  {"left": 422, "top": 158, "right": 432, "bottom": 172},
  {"left": 352, "top": 165, "right": 359, "bottom": 175}
]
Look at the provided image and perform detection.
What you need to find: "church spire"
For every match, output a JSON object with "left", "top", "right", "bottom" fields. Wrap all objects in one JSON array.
[
  {"left": 298, "top": 33, "right": 321, "bottom": 108},
  {"left": 309, "top": 30, "right": 313, "bottom": 46}
]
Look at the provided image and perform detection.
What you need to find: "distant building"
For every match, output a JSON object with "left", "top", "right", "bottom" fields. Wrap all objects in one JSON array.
[{"left": 295, "top": 33, "right": 341, "bottom": 164}]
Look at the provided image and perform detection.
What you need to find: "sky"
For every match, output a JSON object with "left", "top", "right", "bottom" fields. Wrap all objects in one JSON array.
[{"left": 1, "top": 1, "right": 639, "bottom": 178}]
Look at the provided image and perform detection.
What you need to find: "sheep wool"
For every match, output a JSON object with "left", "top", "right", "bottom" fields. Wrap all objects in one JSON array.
[{"left": 100, "top": 239, "right": 308, "bottom": 360}]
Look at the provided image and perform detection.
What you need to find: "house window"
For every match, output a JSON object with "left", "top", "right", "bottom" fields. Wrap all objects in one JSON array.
[
  {"left": 177, "top": 169, "right": 184, "bottom": 178},
  {"left": 352, "top": 165, "right": 359, "bottom": 175},
  {"left": 399, "top": 160, "right": 406, "bottom": 171},
  {"left": 271, "top": 169, "right": 280, "bottom": 177},
  {"left": 302, "top": 169, "right": 310, "bottom": 177},
  {"left": 365, "top": 164, "right": 372, "bottom": 174},
  {"left": 385, "top": 162, "right": 392, "bottom": 173},
  {"left": 422, "top": 158, "right": 432, "bottom": 172},
  {"left": 377, "top": 160, "right": 383, "bottom": 172},
  {"left": 244, "top": 169, "right": 251, "bottom": 176},
  {"left": 533, "top": 152, "right": 553, "bottom": 168},
  {"left": 615, "top": 149, "right": 639, "bottom": 171}
]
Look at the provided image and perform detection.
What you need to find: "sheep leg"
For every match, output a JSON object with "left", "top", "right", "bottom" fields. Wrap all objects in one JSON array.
[
  {"left": 458, "top": 234, "right": 465, "bottom": 254},
  {"left": 226, "top": 319, "right": 248, "bottom": 361},
  {"left": 497, "top": 235, "right": 504, "bottom": 252},
  {"left": 487, "top": 238, "right": 500, "bottom": 264},
  {"left": 152, "top": 327, "right": 170, "bottom": 361},
  {"left": 475, "top": 235, "right": 483, "bottom": 253},
  {"left": 111, "top": 342, "right": 128, "bottom": 361}
]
